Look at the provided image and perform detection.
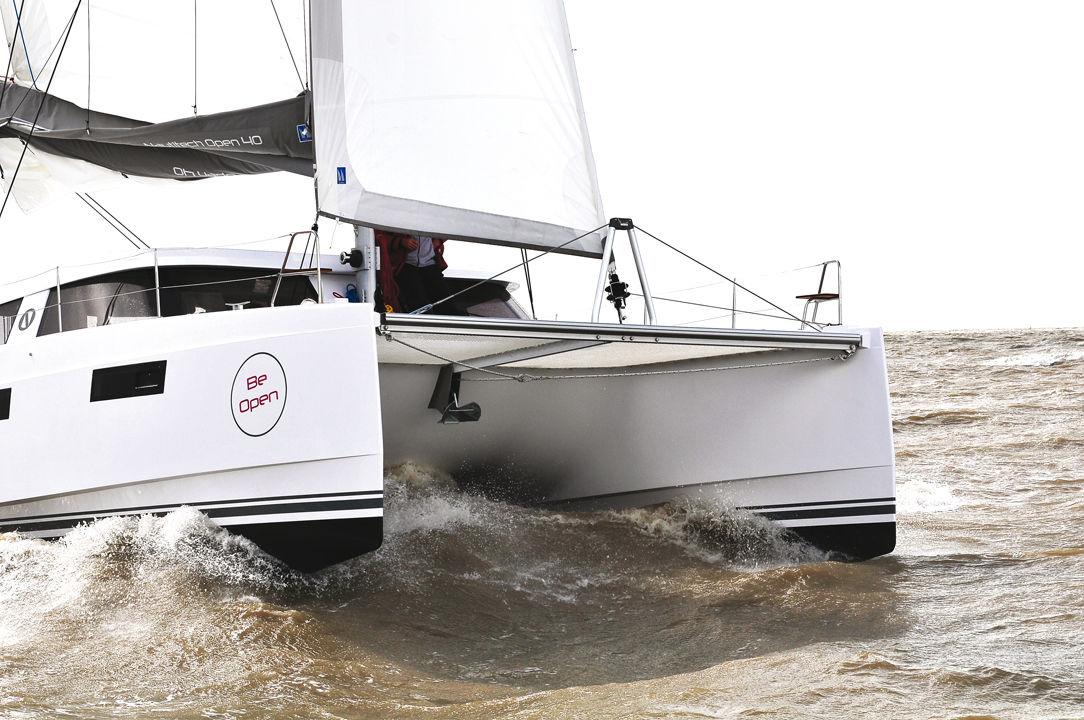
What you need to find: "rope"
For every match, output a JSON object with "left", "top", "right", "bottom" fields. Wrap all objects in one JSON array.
[
  {"left": 269, "top": 0, "right": 305, "bottom": 92},
  {"left": 408, "top": 224, "right": 607, "bottom": 315},
  {"left": 633, "top": 224, "right": 813, "bottom": 331},
  {"left": 0, "top": 1, "right": 81, "bottom": 222},
  {"left": 520, "top": 248, "right": 536, "bottom": 319},
  {"left": 379, "top": 328, "right": 854, "bottom": 384}
]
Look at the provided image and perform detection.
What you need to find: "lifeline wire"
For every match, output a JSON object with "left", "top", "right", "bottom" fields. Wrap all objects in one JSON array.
[
  {"left": 407, "top": 225, "right": 611, "bottom": 314},
  {"left": 634, "top": 224, "right": 813, "bottom": 331},
  {"left": 0, "top": 1, "right": 81, "bottom": 222},
  {"left": 628, "top": 291, "right": 805, "bottom": 326}
]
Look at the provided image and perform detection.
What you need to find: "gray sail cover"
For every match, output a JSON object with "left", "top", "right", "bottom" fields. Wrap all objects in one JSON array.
[
  {"left": 310, "top": 0, "right": 606, "bottom": 257},
  {"left": 0, "top": 85, "right": 313, "bottom": 180}
]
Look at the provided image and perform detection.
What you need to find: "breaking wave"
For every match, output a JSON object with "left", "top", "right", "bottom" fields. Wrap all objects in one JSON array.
[
  {"left": 981, "top": 349, "right": 1084, "bottom": 368},
  {"left": 897, "top": 479, "right": 962, "bottom": 514}
]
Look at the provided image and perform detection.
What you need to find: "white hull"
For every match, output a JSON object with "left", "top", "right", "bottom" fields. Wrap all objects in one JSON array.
[
  {"left": 0, "top": 303, "right": 384, "bottom": 571},
  {"left": 2, "top": 298, "right": 895, "bottom": 567},
  {"left": 377, "top": 316, "right": 895, "bottom": 560}
]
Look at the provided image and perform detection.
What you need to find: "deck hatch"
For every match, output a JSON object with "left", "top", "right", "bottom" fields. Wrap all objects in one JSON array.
[
  {"left": 0, "top": 388, "right": 9, "bottom": 420},
  {"left": 90, "top": 361, "right": 167, "bottom": 402}
]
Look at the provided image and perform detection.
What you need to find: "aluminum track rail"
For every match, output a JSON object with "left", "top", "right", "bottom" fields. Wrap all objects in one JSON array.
[{"left": 380, "top": 314, "right": 863, "bottom": 352}]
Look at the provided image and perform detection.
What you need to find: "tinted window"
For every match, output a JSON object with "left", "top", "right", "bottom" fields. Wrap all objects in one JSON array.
[
  {"left": 157, "top": 267, "right": 316, "bottom": 316},
  {"left": 38, "top": 270, "right": 157, "bottom": 336},
  {"left": 0, "top": 299, "right": 20, "bottom": 344},
  {"left": 33, "top": 267, "right": 318, "bottom": 336}
]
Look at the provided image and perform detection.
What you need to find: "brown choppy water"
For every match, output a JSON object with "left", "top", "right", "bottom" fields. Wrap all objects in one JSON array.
[{"left": 2, "top": 328, "right": 1083, "bottom": 718}]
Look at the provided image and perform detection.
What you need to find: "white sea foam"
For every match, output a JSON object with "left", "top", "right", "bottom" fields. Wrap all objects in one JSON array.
[
  {"left": 609, "top": 498, "right": 824, "bottom": 567},
  {"left": 897, "top": 479, "right": 961, "bottom": 514},
  {"left": 981, "top": 350, "right": 1084, "bottom": 368}
]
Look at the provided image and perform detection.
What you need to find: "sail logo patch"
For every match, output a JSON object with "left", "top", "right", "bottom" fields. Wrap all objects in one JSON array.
[
  {"left": 297, "top": 124, "right": 312, "bottom": 142},
  {"left": 337, "top": 167, "right": 346, "bottom": 184},
  {"left": 231, "top": 352, "right": 287, "bottom": 437}
]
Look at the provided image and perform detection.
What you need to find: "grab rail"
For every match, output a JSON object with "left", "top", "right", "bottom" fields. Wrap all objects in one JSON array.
[
  {"left": 796, "top": 260, "right": 842, "bottom": 329},
  {"left": 271, "top": 230, "right": 326, "bottom": 306}
]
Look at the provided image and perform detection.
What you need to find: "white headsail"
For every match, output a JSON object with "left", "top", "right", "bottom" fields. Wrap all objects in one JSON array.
[{"left": 311, "top": 0, "right": 606, "bottom": 257}]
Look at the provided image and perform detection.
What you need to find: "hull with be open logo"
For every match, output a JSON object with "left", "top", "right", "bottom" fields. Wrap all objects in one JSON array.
[{"left": 231, "top": 352, "right": 287, "bottom": 437}]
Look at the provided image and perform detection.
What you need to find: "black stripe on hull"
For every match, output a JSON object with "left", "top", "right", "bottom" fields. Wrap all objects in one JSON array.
[
  {"left": 788, "top": 521, "right": 896, "bottom": 561},
  {"left": 0, "top": 490, "right": 383, "bottom": 526},
  {"left": 229, "top": 516, "right": 383, "bottom": 572},
  {"left": 758, "top": 503, "right": 895, "bottom": 522},
  {"left": 0, "top": 499, "right": 384, "bottom": 572}
]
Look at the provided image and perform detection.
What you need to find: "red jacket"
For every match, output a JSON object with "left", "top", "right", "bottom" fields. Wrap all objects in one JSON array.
[{"left": 374, "top": 231, "right": 448, "bottom": 312}]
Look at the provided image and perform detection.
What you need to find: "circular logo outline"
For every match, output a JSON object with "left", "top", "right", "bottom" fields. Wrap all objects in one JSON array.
[
  {"left": 17, "top": 308, "right": 35, "bottom": 332},
  {"left": 231, "top": 352, "right": 288, "bottom": 437}
]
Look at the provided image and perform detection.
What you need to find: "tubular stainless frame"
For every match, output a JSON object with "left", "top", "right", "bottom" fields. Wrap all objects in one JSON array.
[{"left": 591, "top": 221, "right": 658, "bottom": 325}]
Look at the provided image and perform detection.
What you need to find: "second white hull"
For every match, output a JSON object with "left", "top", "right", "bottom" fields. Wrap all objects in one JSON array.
[{"left": 378, "top": 319, "right": 895, "bottom": 560}]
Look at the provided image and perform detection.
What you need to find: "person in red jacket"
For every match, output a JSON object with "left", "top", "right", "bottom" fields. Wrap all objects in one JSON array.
[{"left": 376, "top": 230, "right": 462, "bottom": 314}]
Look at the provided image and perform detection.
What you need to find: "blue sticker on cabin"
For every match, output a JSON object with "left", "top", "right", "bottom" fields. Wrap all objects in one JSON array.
[
  {"left": 336, "top": 167, "right": 346, "bottom": 184},
  {"left": 296, "top": 124, "right": 312, "bottom": 142}
]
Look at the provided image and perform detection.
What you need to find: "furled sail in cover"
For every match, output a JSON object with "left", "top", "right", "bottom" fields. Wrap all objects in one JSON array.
[
  {"left": 1, "top": 0, "right": 309, "bottom": 210},
  {"left": 0, "top": 86, "right": 313, "bottom": 180},
  {"left": 311, "top": 0, "right": 606, "bottom": 257}
]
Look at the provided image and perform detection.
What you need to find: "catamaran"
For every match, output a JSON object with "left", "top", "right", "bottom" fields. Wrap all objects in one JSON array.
[{"left": 0, "top": 1, "right": 895, "bottom": 571}]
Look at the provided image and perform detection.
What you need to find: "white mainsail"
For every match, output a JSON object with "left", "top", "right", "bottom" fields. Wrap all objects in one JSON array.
[{"left": 311, "top": 0, "right": 606, "bottom": 256}]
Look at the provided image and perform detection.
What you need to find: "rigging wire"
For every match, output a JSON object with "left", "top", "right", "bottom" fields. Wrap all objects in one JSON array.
[
  {"left": 302, "top": 0, "right": 309, "bottom": 89},
  {"left": 192, "top": 0, "right": 197, "bottom": 115},
  {"left": 520, "top": 248, "right": 537, "bottom": 319},
  {"left": 85, "top": 0, "right": 90, "bottom": 132},
  {"left": 408, "top": 223, "right": 608, "bottom": 315},
  {"left": 0, "top": 1, "right": 81, "bottom": 222},
  {"left": 76, "top": 193, "right": 142, "bottom": 249},
  {"left": 8, "top": 0, "right": 37, "bottom": 88},
  {"left": 633, "top": 224, "right": 813, "bottom": 331},
  {"left": 1, "top": 0, "right": 82, "bottom": 123},
  {"left": 269, "top": 0, "right": 305, "bottom": 92},
  {"left": 0, "top": 0, "right": 29, "bottom": 114},
  {"left": 79, "top": 193, "right": 151, "bottom": 249}
]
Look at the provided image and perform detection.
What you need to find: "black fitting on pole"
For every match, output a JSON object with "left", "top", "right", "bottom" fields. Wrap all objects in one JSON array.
[
  {"left": 605, "top": 271, "right": 629, "bottom": 311},
  {"left": 609, "top": 217, "right": 634, "bottom": 230}
]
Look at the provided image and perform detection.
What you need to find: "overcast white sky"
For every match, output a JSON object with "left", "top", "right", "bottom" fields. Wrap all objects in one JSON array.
[{"left": 3, "top": 1, "right": 1083, "bottom": 331}]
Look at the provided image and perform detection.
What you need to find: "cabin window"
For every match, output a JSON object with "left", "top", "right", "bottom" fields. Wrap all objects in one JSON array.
[
  {"left": 0, "top": 299, "right": 20, "bottom": 344},
  {"left": 37, "top": 270, "right": 157, "bottom": 337},
  {"left": 157, "top": 267, "right": 316, "bottom": 316},
  {"left": 32, "top": 267, "right": 317, "bottom": 336},
  {"left": 444, "top": 279, "right": 529, "bottom": 319}
]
